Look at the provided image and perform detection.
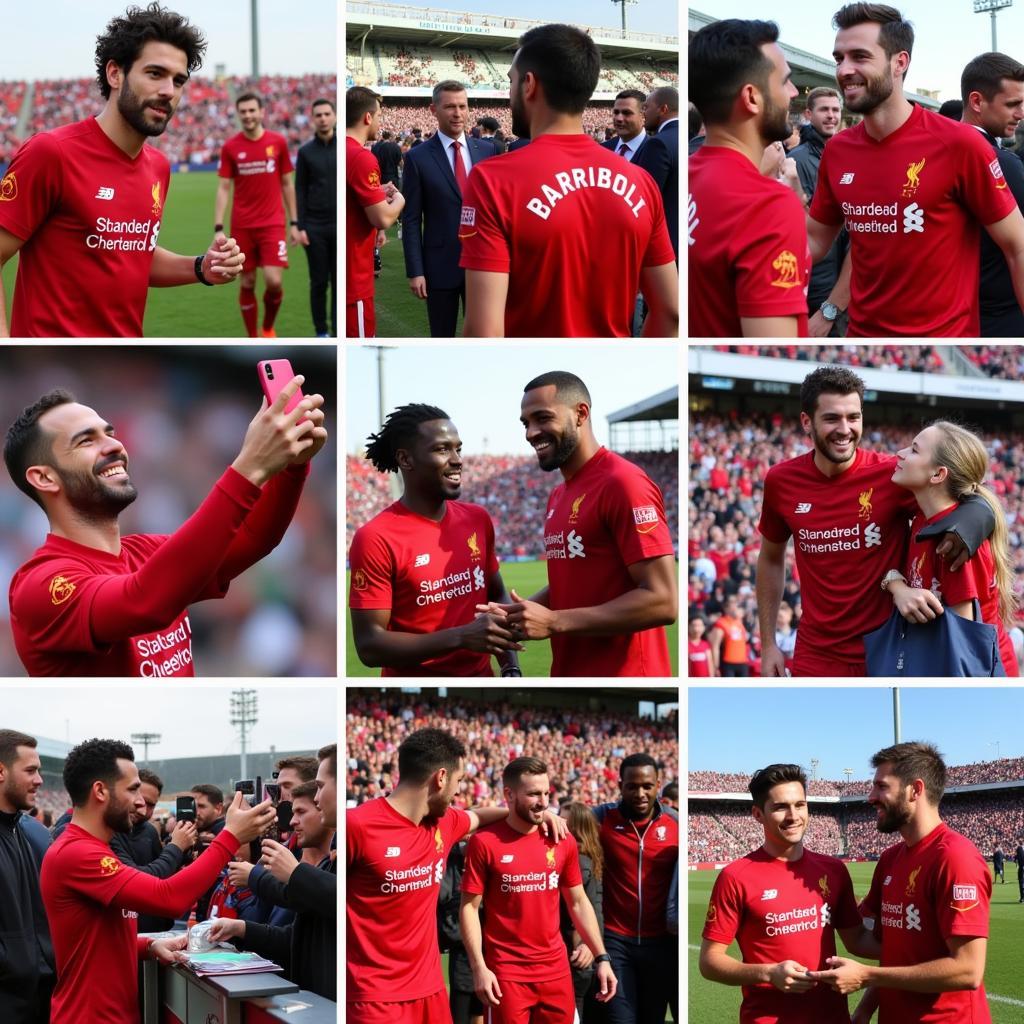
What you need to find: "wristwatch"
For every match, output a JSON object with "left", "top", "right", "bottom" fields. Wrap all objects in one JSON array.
[
  {"left": 500, "top": 666, "right": 523, "bottom": 677},
  {"left": 820, "top": 301, "right": 841, "bottom": 322},
  {"left": 593, "top": 953, "right": 612, "bottom": 965},
  {"left": 194, "top": 255, "right": 214, "bottom": 286},
  {"left": 880, "top": 570, "right": 907, "bottom": 592}
]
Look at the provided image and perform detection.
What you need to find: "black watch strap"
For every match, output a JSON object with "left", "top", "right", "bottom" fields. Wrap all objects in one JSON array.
[
  {"left": 194, "top": 255, "right": 213, "bottom": 286},
  {"left": 593, "top": 953, "right": 612, "bottom": 965}
]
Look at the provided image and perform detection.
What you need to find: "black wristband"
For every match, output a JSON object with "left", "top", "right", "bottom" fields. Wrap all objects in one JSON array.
[
  {"left": 500, "top": 666, "right": 523, "bottom": 677},
  {"left": 194, "top": 255, "right": 213, "bottom": 286},
  {"left": 289, "top": 219, "right": 299, "bottom": 226},
  {"left": 593, "top": 953, "right": 612, "bottom": 965},
  {"left": 214, "top": 222, "right": 224, "bottom": 232}
]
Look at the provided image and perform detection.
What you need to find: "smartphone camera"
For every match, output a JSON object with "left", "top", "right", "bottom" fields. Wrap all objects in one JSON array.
[{"left": 264, "top": 363, "right": 274, "bottom": 379}]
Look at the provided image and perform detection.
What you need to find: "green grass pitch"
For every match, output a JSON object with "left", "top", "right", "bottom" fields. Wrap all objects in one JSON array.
[
  {"left": 345, "top": 559, "right": 679, "bottom": 677},
  {"left": 372, "top": 220, "right": 453, "bottom": 338},
  {"left": 2, "top": 171, "right": 321, "bottom": 338},
  {"left": 688, "top": 861, "right": 1023, "bottom": 1023}
]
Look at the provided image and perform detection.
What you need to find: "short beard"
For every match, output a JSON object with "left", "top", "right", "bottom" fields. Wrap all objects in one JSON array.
[
  {"left": 118, "top": 81, "right": 173, "bottom": 137},
  {"left": 876, "top": 800, "right": 912, "bottom": 834},
  {"left": 810, "top": 423, "right": 859, "bottom": 466},
  {"left": 761, "top": 92, "right": 792, "bottom": 144},
  {"left": 844, "top": 65, "right": 894, "bottom": 115},
  {"left": 104, "top": 801, "right": 134, "bottom": 834},
  {"left": 536, "top": 420, "right": 579, "bottom": 473},
  {"left": 1, "top": 779, "right": 32, "bottom": 812},
  {"left": 56, "top": 465, "right": 138, "bottom": 520}
]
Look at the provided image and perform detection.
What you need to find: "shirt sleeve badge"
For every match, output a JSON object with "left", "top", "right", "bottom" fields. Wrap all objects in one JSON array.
[
  {"left": 49, "top": 575, "right": 76, "bottom": 606},
  {"left": 0, "top": 171, "right": 17, "bottom": 202}
]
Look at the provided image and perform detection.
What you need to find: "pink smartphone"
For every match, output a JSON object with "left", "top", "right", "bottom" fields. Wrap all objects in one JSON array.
[{"left": 258, "top": 359, "right": 304, "bottom": 416}]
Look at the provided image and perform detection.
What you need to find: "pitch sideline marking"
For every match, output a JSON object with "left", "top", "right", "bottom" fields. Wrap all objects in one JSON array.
[{"left": 686, "top": 946, "right": 1024, "bottom": 1008}]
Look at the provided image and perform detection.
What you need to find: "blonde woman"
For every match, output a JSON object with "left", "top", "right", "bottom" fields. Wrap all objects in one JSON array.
[{"left": 887, "top": 421, "right": 1018, "bottom": 676}]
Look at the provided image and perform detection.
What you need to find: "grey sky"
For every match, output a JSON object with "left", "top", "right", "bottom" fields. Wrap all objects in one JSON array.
[
  {"left": 4, "top": 686, "right": 337, "bottom": 758},
  {"left": 4, "top": 1, "right": 335, "bottom": 79},
  {"left": 692, "top": 0, "right": 1024, "bottom": 102},
  {"left": 690, "top": 687, "right": 1023, "bottom": 779},
  {"left": 345, "top": 344, "right": 680, "bottom": 454}
]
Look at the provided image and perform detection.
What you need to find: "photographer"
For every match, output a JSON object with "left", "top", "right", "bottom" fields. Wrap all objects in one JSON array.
[
  {"left": 40, "top": 738, "right": 274, "bottom": 1023},
  {"left": 210, "top": 743, "right": 337, "bottom": 1000}
]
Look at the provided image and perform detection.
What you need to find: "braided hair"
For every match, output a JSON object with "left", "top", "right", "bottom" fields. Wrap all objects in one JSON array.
[{"left": 364, "top": 404, "right": 450, "bottom": 473}]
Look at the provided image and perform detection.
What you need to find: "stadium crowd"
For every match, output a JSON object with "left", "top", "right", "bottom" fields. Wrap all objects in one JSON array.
[
  {"left": 710, "top": 345, "right": 949, "bottom": 373},
  {"left": 963, "top": 345, "right": 1024, "bottom": 380},
  {"left": 687, "top": 770, "right": 843, "bottom": 796},
  {"left": 0, "top": 349, "right": 337, "bottom": 677},
  {"left": 347, "top": 450, "right": 679, "bottom": 559},
  {"left": 1, "top": 73, "right": 335, "bottom": 167},
  {"left": 688, "top": 411, "right": 1024, "bottom": 674},
  {"left": 346, "top": 692, "right": 678, "bottom": 809}
]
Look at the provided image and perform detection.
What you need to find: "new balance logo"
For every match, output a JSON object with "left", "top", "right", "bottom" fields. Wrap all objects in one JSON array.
[
  {"left": 839, "top": 172, "right": 855, "bottom": 184},
  {"left": 95, "top": 186, "right": 115, "bottom": 200},
  {"left": 864, "top": 522, "right": 882, "bottom": 547},
  {"left": 500, "top": 854, "right": 514, "bottom": 863},
  {"left": 902, "top": 203, "right": 925, "bottom": 233},
  {"left": 795, "top": 502, "right": 812, "bottom": 514},
  {"left": 385, "top": 847, "right": 400, "bottom": 857},
  {"left": 414, "top": 553, "right": 430, "bottom": 567},
  {"left": 760, "top": 889, "right": 778, "bottom": 901}
]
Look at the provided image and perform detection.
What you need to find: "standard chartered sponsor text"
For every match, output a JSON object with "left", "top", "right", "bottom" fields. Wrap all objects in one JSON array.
[
  {"left": 380, "top": 862, "right": 437, "bottom": 893},
  {"left": 417, "top": 568, "right": 474, "bottom": 605},
  {"left": 500, "top": 870, "right": 548, "bottom": 894},
  {"left": 87, "top": 216, "right": 160, "bottom": 251},
  {"left": 763, "top": 904, "right": 824, "bottom": 937},
  {"left": 136, "top": 617, "right": 192, "bottom": 676},
  {"left": 797, "top": 524, "right": 865, "bottom": 553}
]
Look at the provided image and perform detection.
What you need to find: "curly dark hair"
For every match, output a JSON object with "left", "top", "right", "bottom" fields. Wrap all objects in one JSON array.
[
  {"left": 364, "top": 403, "right": 450, "bottom": 474},
  {"left": 95, "top": 3, "right": 207, "bottom": 99},
  {"left": 64, "top": 738, "right": 135, "bottom": 807},
  {"left": 799, "top": 366, "right": 866, "bottom": 417},
  {"left": 4, "top": 388, "right": 76, "bottom": 509}
]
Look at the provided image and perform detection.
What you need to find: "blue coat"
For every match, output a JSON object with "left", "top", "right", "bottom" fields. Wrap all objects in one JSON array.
[
  {"left": 633, "top": 120, "right": 679, "bottom": 258},
  {"left": 401, "top": 133, "right": 497, "bottom": 289}
]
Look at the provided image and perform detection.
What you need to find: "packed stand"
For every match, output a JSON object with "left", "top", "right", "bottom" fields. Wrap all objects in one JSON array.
[
  {"left": 688, "top": 770, "right": 842, "bottom": 796},
  {"left": 230, "top": 74, "right": 337, "bottom": 154},
  {"left": 0, "top": 350, "right": 337, "bottom": 677},
  {"left": 962, "top": 345, "right": 1024, "bottom": 380},
  {"left": 710, "top": 345, "right": 947, "bottom": 373},
  {"left": 346, "top": 692, "right": 678, "bottom": 810},
  {"left": 347, "top": 450, "right": 679, "bottom": 559},
  {"left": 0, "top": 80, "right": 26, "bottom": 163},
  {"left": 688, "top": 800, "right": 843, "bottom": 861}
]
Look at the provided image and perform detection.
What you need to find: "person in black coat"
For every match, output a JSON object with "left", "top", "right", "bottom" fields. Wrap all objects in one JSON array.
[{"left": 635, "top": 87, "right": 679, "bottom": 261}]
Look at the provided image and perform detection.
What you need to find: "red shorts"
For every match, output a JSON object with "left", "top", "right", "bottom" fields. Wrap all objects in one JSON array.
[
  {"left": 347, "top": 298, "right": 376, "bottom": 338},
  {"left": 233, "top": 225, "right": 288, "bottom": 267},
  {"left": 487, "top": 973, "right": 576, "bottom": 1024},
  {"left": 348, "top": 988, "right": 452, "bottom": 1024},
  {"left": 793, "top": 646, "right": 866, "bottom": 678}
]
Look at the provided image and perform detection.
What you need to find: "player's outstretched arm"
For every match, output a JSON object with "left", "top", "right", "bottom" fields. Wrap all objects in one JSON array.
[
  {"left": 350, "top": 606, "right": 523, "bottom": 669},
  {"left": 364, "top": 186, "right": 405, "bottom": 231},
  {"left": 756, "top": 537, "right": 788, "bottom": 677},
  {"left": 148, "top": 238, "right": 245, "bottom": 286},
  {"left": 562, "top": 884, "right": 618, "bottom": 1002},
  {"left": 639, "top": 262, "right": 679, "bottom": 338},
  {"left": 699, "top": 938, "right": 815, "bottom": 991},
  {"left": 463, "top": 270, "right": 508, "bottom": 337},
  {"left": 808, "top": 936, "right": 987, "bottom": 994},
  {"left": 460, "top": 892, "right": 503, "bottom": 1007}
]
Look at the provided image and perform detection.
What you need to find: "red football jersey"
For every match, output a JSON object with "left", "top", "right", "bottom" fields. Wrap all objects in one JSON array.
[
  {"left": 461, "top": 822, "right": 582, "bottom": 982},
  {"left": 597, "top": 803, "right": 678, "bottom": 939},
  {"left": 458, "top": 134, "right": 674, "bottom": 337},
  {"left": 41, "top": 824, "right": 239, "bottom": 1024},
  {"left": 861, "top": 824, "right": 991, "bottom": 1024},
  {"left": 346, "top": 136, "right": 386, "bottom": 304},
  {"left": 688, "top": 638, "right": 713, "bottom": 676},
  {"left": 759, "top": 449, "right": 917, "bottom": 664},
  {"left": 810, "top": 105, "right": 1016, "bottom": 336},
  {"left": 348, "top": 500, "right": 500, "bottom": 676},
  {"left": 0, "top": 117, "right": 169, "bottom": 337},
  {"left": 703, "top": 847, "right": 861, "bottom": 1024},
  {"left": 346, "top": 799, "right": 472, "bottom": 1002},
  {"left": 217, "top": 129, "right": 293, "bottom": 227},
  {"left": 688, "top": 146, "right": 810, "bottom": 337},
  {"left": 905, "top": 506, "right": 1018, "bottom": 676},
  {"left": 543, "top": 448, "right": 674, "bottom": 677}
]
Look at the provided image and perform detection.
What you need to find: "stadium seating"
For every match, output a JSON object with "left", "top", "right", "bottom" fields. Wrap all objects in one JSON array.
[
  {"left": 962, "top": 345, "right": 1024, "bottom": 380},
  {"left": 347, "top": 693, "right": 678, "bottom": 809},
  {"left": 347, "top": 451, "right": 679, "bottom": 559},
  {"left": 711, "top": 345, "right": 947, "bottom": 373},
  {"left": 689, "top": 761, "right": 1024, "bottom": 862}
]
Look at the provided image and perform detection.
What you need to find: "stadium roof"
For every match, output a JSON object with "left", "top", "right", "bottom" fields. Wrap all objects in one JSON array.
[
  {"left": 608, "top": 386, "right": 678, "bottom": 424},
  {"left": 688, "top": 9, "right": 939, "bottom": 110},
  {"left": 348, "top": 1, "right": 679, "bottom": 56}
]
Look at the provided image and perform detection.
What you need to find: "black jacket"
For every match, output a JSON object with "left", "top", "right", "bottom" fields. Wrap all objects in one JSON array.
[
  {"left": 241, "top": 850, "right": 337, "bottom": 1000},
  {"left": 296, "top": 132, "right": 337, "bottom": 227},
  {"left": 110, "top": 819, "right": 185, "bottom": 931},
  {"left": 0, "top": 809, "right": 55, "bottom": 1023}
]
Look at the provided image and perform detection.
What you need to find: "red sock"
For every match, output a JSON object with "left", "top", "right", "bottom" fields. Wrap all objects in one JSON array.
[
  {"left": 263, "top": 287, "right": 283, "bottom": 330},
  {"left": 239, "top": 286, "right": 258, "bottom": 338}
]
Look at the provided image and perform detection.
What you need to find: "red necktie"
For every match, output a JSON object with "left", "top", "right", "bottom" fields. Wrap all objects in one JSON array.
[
  {"left": 452, "top": 140, "right": 468, "bottom": 193},
  {"left": 619, "top": 143, "right": 630, "bottom": 159}
]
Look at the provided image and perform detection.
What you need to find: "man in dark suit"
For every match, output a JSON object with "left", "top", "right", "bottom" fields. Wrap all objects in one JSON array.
[
  {"left": 635, "top": 86, "right": 679, "bottom": 260},
  {"left": 602, "top": 89, "right": 648, "bottom": 163},
  {"left": 402, "top": 80, "right": 496, "bottom": 336}
]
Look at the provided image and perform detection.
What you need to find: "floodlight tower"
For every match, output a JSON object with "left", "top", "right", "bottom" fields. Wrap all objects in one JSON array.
[
  {"left": 251, "top": 0, "right": 260, "bottom": 77},
  {"left": 131, "top": 732, "right": 161, "bottom": 764},
  {"left": 231, "top": 689, "right": 259, "bottom": 779},
  {"left": 809, "top": 757, "right": 820, "bottom": 782},
  {"left": 611, "top": 0, "right": 638, "bottom": 37},
  {"left": 974, "top": 0, "right": 1013, "bottom": 52}
]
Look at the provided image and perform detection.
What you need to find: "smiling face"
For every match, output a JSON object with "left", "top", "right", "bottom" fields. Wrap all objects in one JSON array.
[
  {"left": 114, "top": 40, "right": 189, "bottom": 137},
  {"left": 612, "top": 96, "right": 644, "bottom": 140},
  {"left": 892, "top": 425, "right": 947, "bottom": 493},
  {"left": 621, "top": 764, "right": 659, "bottom": 821},
  {"left": 400, "top": 420, "right": 463, "bottom": 502},
  {"left": 807, "top": 94, "right": 842, "bottom": 137},
  {"left": 868, "top": 764, "right": 915, "bottom": 834},
  {"left": 34, "top": 402, "right": 137, "bottom": 517},
  {"left": 753, "top": 779, "right": 808, "bottom": 852},
  {"left": 506, "top": 771, "right": 550, "bottom": 828},
  {"left": 520, "top": 385, "right": 582, "bottom": 473},
  {"left": 833, "top": 22, "right": 905, "bottom": 115},
  {"left": 237, "top": 97, "right": 264, "bottom": 135},
  {"left": 290, "top": 793, "right": 329, "bottom": 848},
  {"left": 104, "top": 759, "right": 145, "bottom": 834},
  {"left": 760, "top": 43, "right": 799, "bottom": 144},
  {"left": 801, "top": 391, "right": 863, "bottom": 469}
]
